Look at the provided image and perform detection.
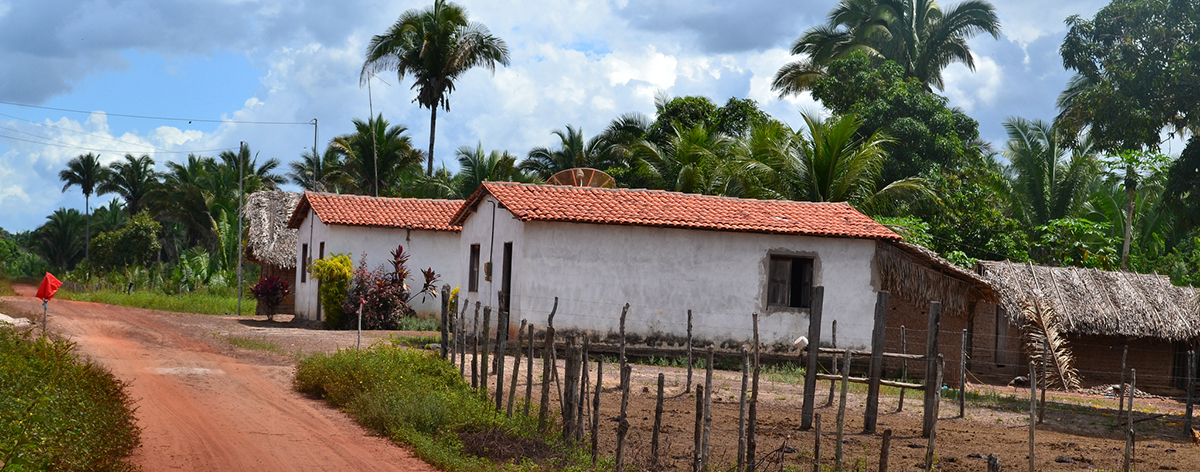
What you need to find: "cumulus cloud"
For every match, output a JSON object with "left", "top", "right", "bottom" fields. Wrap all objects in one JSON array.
[{"left": 942, "top": 53, "right": 1004, "bottom": 112}]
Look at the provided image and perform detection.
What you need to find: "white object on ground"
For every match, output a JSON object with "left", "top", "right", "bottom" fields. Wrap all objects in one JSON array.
[
  {"left": 793, "top": 335, "right": 808, "bottom": 349},
  {"left": 0, "top": 313, "right": 31, "bottom": 328}
]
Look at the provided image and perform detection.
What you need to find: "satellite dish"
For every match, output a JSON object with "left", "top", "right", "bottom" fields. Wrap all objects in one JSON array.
[{"left": 545, "top": 168, "right": 617, "bottom": 188}]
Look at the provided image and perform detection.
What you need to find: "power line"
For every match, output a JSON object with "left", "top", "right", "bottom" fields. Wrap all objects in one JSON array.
[
  {"left": 0, "top": 111, "right": 166, "bottom": 151},
  {"left": 0, "top": 132, "right": 235, "bottom": 155},
  {"left": 0, "top": 100, "right": 314, "bottom": 125}
]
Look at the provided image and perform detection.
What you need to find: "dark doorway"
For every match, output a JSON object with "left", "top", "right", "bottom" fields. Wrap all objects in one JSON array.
[{"left": 501, "top": 242, "right": 513, "bottom": 313}]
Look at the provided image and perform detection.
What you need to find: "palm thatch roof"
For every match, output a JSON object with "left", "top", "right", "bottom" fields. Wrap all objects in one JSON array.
[
  {"left": 978, "top": 261, "right": 1200, "bottom": 341},
  {"left": 875, "top": 241, "right": 998, "bottom": 318},
  {"left": 243, "top": 191, "right": 301, "bottom": 269}
]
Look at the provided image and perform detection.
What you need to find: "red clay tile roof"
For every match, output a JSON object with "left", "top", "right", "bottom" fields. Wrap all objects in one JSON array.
[
  {"left": 451, "top": 182, "right": 901, "bottom": 240},
  {"left": 287, "top": 192, "right": 463, "bottom": 232}
]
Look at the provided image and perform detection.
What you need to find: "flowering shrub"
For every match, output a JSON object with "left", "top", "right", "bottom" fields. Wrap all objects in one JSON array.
[
  {"left": 310, "top": 253, "right": 353, "bottom": 329},
  {"left": 339, "top": 245, "right": 439, "bottom": 330},
  {"left": 249, "top": 276, "right": 291, "bottom": 321}
]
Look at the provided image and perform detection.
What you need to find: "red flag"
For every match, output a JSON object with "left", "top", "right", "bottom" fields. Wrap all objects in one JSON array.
[{"left": 35, "top": 272, "right": 62, "bottom": 301}]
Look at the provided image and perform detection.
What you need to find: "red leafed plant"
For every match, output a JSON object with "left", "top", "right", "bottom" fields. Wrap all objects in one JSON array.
[
  {"left": 250, "top": 276, "right": 291, "bottom": 321},
  {"left": 339, "top": 245, "right": 439, "bottom": 330}
]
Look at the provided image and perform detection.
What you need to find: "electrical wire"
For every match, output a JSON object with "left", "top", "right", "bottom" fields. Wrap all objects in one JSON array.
[
  {"left": 0, "top": 99, "right": 314, "bottom": 125},
  {"left": 0, "top": 132, "right": 236, "bottom": 155}
]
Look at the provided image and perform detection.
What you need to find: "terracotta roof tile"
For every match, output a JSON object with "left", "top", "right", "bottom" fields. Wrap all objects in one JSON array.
[
  {"left": 451, "top": 182, "right": 900, "bottom": 240},
  {"left": 286, "top": 192, "right": 463, "bottom": 232}
]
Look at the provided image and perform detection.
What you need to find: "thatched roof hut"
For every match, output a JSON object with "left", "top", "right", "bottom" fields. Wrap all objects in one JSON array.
[
  {"left": 978, "top": 261, "right": 1200, "bottom": 341},
  {"left": 876, "top": 241, "right": 998, "bottom": 318},
  {"left": 243, "top": 191, "right": 301, "bottom": 270}
]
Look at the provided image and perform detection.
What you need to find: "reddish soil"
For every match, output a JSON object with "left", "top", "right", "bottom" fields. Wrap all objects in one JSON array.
[{"left": 2, "top": 285, "right": 434, "bottom": 471}]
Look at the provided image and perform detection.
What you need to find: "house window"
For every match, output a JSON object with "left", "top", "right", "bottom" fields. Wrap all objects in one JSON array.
[
  {"left": 767, "top": 256, "right": 813, "bottom": 308},
  {"left": 468, "top": 244, "right": 481, "bottom": 292},
  {"left": 301, "top": 244, "right": 309, "bottom": 283}
]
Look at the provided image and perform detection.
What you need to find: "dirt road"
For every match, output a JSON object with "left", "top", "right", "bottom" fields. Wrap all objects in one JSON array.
[{"left": 3, "top": 286, "right": 434, "bottom": 471}]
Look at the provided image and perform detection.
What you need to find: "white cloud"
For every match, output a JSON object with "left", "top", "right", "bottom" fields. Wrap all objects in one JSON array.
[{"left": 942, "top": 54, "right": 1004, "bottom": 112}]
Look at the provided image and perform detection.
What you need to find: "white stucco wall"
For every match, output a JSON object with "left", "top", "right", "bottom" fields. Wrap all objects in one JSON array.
[
  {"left": 458, "top": 198, "right": 882, "bottom": 348},
  {"left": 294, "top": 209, "right": 461, "bottom": 320},
  {"left": 457, "top": 195, "right": 526, "bottom": 318}
]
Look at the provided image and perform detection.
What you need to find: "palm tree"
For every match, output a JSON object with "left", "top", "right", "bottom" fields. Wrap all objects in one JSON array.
[
  {"left": 288, "top": 147, "right": 345, "bottom": 192},
  {"left": 1000, "top": 117, "right": 1099, "bottom": 229},
  {"left": 217, "top": 145, "right": 286, "bottom": 195},
  {"left": 773, "top": 0, "right": 1000, "bottom": 94},
  {"left": 91, "top": 198, "right": 127, "bottom": 235},
  {"left": 362, "top": 0, "right": 510, "bottom": 176},
  {"left": 632, "top": 124, "right": 735, "bottom": 195},
  {"left": 521, "top": 126, "right": 621, "bottom": 179},
  {"left": 329, "top": 115, "right": 424, "bottom": 196},
  {"left": 457, "top": 142, "right": 521, "bottom": 197},
  {"left": 36, "top": 208, "right": 87, "bottom": 270},
  {"left": 99, "top": 154, "right": 160, "bottom": 215},
  {"left": 58, "top": 152, "right": 105, "bottom": 264}
]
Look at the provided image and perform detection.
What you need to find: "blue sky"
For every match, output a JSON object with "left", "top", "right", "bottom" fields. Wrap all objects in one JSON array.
[{"left": 0, "top": 0, "right": 1111, "bottom": 232}]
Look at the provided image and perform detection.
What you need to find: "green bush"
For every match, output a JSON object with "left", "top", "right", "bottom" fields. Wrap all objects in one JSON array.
[
  {"left": 309, "top": 253, "right": 353, "bottom": 329},
  {"left": 0, "top": 328, "right": 140, "bottom": 471},
  {"left": 90, "top": 211, "right": 161, "bottom": 271}
]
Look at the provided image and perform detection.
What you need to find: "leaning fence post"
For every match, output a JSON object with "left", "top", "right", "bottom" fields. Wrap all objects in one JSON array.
[
  {"left": 693, "top": 383, "right": 704, "bottom": 472},
  {"left": 801, "top": 287, "right": 825, "bottom": 430},
  {"left": 959, "top": 328, "right": 967, "bottom": 419},
  {"left": 878, "top": 429, "right": 892, "bottom": 472},
  {"left": 591, "top": 356, "right": 603, "bottom": 466},
  {"left": 440, "top": 284, "right": 450, "bottom": 359},
  {"left": 507, "top": 318, "right": 527, "bottom": 417},
  {"left": 865, "top": 291, "right": 888, "bottom": 433},
  {"left": 619, "top": 303, "right": 629, "bottom": 390},
  {"left": 615, "top": 365, "right": 632, "bottom": 472},
  {"left": 737, "top": 345, "right": 749, "bottom": 470},
  {"left": 835, "top": 348, "right": 851, "bottom": 471},
  {"left": 538, "top": 298, "right": 558, "bottom": 431},
  {"left": 686, "top": 309, "right": 694, "bottom": 394},
  {"left": 653, "top": 372, "right": 665, "bottom": 469},
  {"left": 922, "top": 301, "right": 942, "bottom": 438},
  {"left": 747, "top": 312, "right": 762, "bottom": 471}
]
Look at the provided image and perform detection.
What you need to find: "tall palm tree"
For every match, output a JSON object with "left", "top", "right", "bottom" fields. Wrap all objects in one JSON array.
[
  {"left": 1000, "top": 117, "right": 1099, "bottom": 229},
  {"left": 217, "top": 145, "right": 286, "bottom": 195},
  {"left": 773, "top": 0, "right": 1000, "bottom": 94},
  {"left": 329, "top": 114, "right": 424, "bottom": 196},
  {"left": 288, "top": 147, "right": 346, "bottom": 192},
  {"left": 99, "top": 154, "right": 160, "bottom": 215},
  {"left": 363, "top": 0, "right": 510, "bottom": 176},
  {"left": 457, "top": 142, "right": 521, "bottom": 197},
  {"left": 58, "top": 152, "right": 105, "bottom": 264},
  {"left": 36, "top": 208, "right": 86, "bottom": 270}
]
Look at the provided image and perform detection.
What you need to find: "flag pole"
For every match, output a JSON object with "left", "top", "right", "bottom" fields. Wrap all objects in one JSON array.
[{"left": 42, "top": 300, "right": 47, "bottom": 335}]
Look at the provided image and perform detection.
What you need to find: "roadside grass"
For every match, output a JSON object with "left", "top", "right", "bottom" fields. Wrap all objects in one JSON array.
[
  {"left": 0, "top": 327, "right": 140, "bottom": 471},
  {"left": 226, "top": 336, "right": 282, "bottom": 354},
  {"left": 395, "top": 316, "right": 440, "bottom": 332},
  {"left": 295, "top": 346, "right": 603, "bottom": 471},
  {"left": 0, "top": 279, "right": 15, "bottom": 296},
  {"left": 389, "top": 334, "right": 442, "bottom": 349},
  {"left": 59, "top": 288, "right": 255, "bottom": 316}
]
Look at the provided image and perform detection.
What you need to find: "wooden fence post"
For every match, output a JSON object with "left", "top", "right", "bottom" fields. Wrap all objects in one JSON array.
[
  {"left": 922, "top": 301, "right": 942, "bottom": 438},
  {"left": 747, "top": 312, "right": 762, "bottom": 471},
  {"left": 507, "top": 318, "right": 526, "bottom": 417},
  {"left": 1124, "top": 369, "right": 1136, "bottom": 472},
  {"left": 562, "top": 338, "right": 580, "bottom": 443},
  {"left": 694, "top": 384, "right": 704, "bottom": 472},
  {"left": 591, "top": 356, "right": 603, "bottom": 466},
  {"left": 801, "top": 287, "right": 825, "bottom": 430},
  {"left": 481, "top": 307, "right": 491, "bottom": 399},
  {"left": 440, "top": 284, "right": 450, "bottom": 359},
  {"left": 835, "top": 348, "right": 851, "bottom": 471},
  {"left": 1117, "top": 344, "right": 1128, "bottom": 427},
  {"left": 828, "top": 319, "right": 838, "bottom": 407},
  {"left": 1187, "top": 349, "right": 1196, "bottom": 433},
  {"left": 877, "top": 429, "right": 891, "bottom": 472},
  {"left": 702, "top": 346, "right": 714, "bottom": 471},
  {"left": 1039, "top": 341, "right": 1048, "bottom": 424},
  {"left": 619, "top": 303, "right": 629, "bottom": 390},
  {"left": 865, "top": 291, "right": 888, "bottom": 433},
  {"left": 926, "top": 355, "right": 943, "bottom": 470},
  {"left": 737, "top": 345, "right": 749, "bottom": 471},
  {"left": 525, "top": 323, "right": 534, "bottom": 417},
  {"left": 960, "top": 328, "right": 967, "bottom": 419},
  {"left": 472, "top": 302, "right": 481, "bottom": 389},
  {"left": 687, "top": 309, "right": 694, "bottom": 394},
  {"left": 615, "top": 365, "right": 631, "bottom": 472},
  {"left": 898, "top": 325, "right": 907, "bottom": 412},
  {"left": 578, "top": 338, "right": 589, "bottom": 442},
  {"left": 538, "top": 298, "right": 558, "bottom": 431},
  {"left": 1028, "top": 360, "right": 1036, "bottom": 472},
  {"left": 812, "top": 412, "right": 822, "bottom": 472},
  {"left": 495, "top": 308, "right": 508, "bottom": 411},
  {"left": 987, "top": 454, "right": 1000, "bottom": 472},
  {"left": 653, "top": 372, "right": 664, "bottom": 469}
]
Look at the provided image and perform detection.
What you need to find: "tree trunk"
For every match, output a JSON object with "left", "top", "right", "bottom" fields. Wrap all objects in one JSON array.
[
  {"left": 427, "top": 106, "right": 437, "bottom": 176},
  {"left": 84, "top": 193, "right": 90, "bottom": 264},
  {"left": 1120, "top": 179, "right": 1134, "bottom": 271}
]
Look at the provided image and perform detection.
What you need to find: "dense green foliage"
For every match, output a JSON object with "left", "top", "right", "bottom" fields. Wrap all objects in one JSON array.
[
  {"left": 0, "top": 328, "right": 140, "bottom": 471},
  {"left": 294, "top": 345, "right": 590, "bottom": 470},
  {"left": 90, "top": 211, "right": 162, "bottom": 271},
  {"left": 310, "top": 254, "right": 354, "bottom": 329}
]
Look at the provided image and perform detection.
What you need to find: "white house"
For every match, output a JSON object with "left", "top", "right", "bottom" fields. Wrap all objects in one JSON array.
[
  {"left": 287, "top": 192, "right": 463, "bottom": 321},
  {"left": 449, "top": 182, "right": 940, "bottom": 349}
]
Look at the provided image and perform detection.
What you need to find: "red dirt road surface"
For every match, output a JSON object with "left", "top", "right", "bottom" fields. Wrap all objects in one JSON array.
[{"left": 4, "top": 285, "right": 434, "bottom": 471}]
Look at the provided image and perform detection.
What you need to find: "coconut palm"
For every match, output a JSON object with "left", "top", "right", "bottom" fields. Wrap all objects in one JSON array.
[
  {"left": 288, "top": 147, "right": 346, "bottom": 192},
  {"left": 98, "top": 154, "right": 160, "bottom": 215},
  {"left": 521, "top": 126, "right": 622, "bottom": 179},
  {"left": 58, "top": 152, "right": 105, "bottom": 263},
  {"left": 632, "top": 124, "right": 735, "bottom": 195},
  {"left": 457, "top": 142, "right": 524, "bottom": 197},
  {"left": 362, "top": 0, "right": 510, "bottom": 176},
  {"left": 329, "top": 114, "right": 424, "bottom": 196},
  {"left": 773, "top": 0, "right": 1000, "bottom": 95},
  {"left": 1000, "top": 117, "right": 1099, "bottom": 229},
  {"left": 36, "top": 208, "right": 87, "bottom": 270}
]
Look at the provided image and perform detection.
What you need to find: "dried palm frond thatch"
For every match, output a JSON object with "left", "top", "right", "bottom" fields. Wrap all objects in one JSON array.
[
  {"left": 875, "top": 241, "right": 998, "bottom": 318},
  {"left": 979, "top": 261, "right": 1200, "bottom": 341},
  {"left": 1019, "top": 297, "right": 1081, "bottom": 391},
  {"left": 243, "top": 191, "right": 301, "bottom": 269}
]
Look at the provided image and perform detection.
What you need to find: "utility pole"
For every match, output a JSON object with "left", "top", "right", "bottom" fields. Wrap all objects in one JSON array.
[
  {"left": 368, "top": 75, "right": 378, "bottom": 197},
  {"left": 237, "top": 141, "right": 244, "bottom": 316}
]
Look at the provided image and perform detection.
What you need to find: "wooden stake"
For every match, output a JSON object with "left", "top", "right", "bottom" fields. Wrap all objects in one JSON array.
[
  {"left": 828, "top": 319, "right": 838, "bottom": 407},
  {"left": 507, "top": 318, "right": 526, "bottom": 417},
  {"left": 619, "top": 303, "right": 629, "bottom": 390},
  {"left": 1124, "top": 369, "right": 1136, "bottom": 472},
  {"left": 987, "top": 454, "right": 1000, "bottom": 472},
  {"left": 615, "top": 365, "right": 631, "bottom": 472},
  {"left": 538, "top": 298, "right": 558, "bottom": 431},
  {"left": 1038, "top": 341, "right": 1047, "bottom": 424},
  {"left": 495, "top": 308, "right": 508, "bottom": 412},
  {"left": 687, "top": 309, "right": 694, "bottom": 394},
  {"left": 812, "top": 412, "right": 822, "bottom": 472},
  {"left": 922, "top": 301, "right": 942, "bottom": 438},
  {"left": 694, "top": 384, "right": 704, "bottom": 472},
  {"left": 865, "top": 291, "right": 888, "bottom": 433},
  {"left": 525, "top": 323, "right": 534, "bottom": 417},
  {"left": 877, "top": 429, "right": 891, "bottom": 472},
  {"left": 591, "top": 357, "right": 603, "bottom": 466},
  {"left": 927, "top": 355, "right": 943, "bottom": 470},
  {"left": 653, "top": 372, "right": 664, "bottom": 469},
  {"left": 481, "top": 306, "right": 491, "bottom": 399},
  {"left": 1117, "top": 344, "right": 1128, "bottom": 428},
  {"left": 578, "top": 337, "right": 589, "bottom": 442},
  {"left": 960, "top": 328, "right": 967, "bottom": 419},
  {"left": 747, "top": 312, "right": 762, "bottom": 471},
  {"left": 471, "top": 302, "right": 481, "bottom": 389},
  {"left": 440, "top": 284, "right": 450, "bottom": 359},
  {"left": 703, "top": 346, "right": 714, "bottom": 471},
  {"left": 898, "top": 325, "right": 907, "bottom": 412},
  {"left": 1029, "top": 360, "right": 1036, "bottom": 472},
  {"left": 835, "top": 348, "right": 850, "bottom": 471},
  {"left": 562, "top": 338, "right": 580, "bottom": 442},
  {"left": 801, "top": 287, "right": 825, "bottom": 431},
  {"left": 737, "top": 345, "right": 749, "bottom": 471},
  {"left": 1186, "top": 349, "right": 1195, "bottom": 433}
]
